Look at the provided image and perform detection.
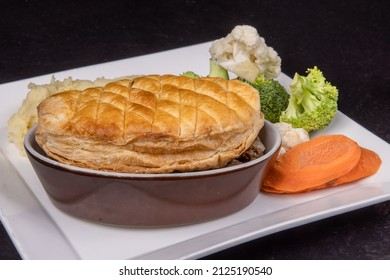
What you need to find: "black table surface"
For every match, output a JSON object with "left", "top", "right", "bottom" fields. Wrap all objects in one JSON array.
[{"left": 1, "top": 0, "right": 389, "bottom": 260}]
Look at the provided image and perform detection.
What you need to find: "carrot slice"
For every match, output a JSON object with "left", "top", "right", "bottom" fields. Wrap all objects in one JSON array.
[
  {"left": 263, "top": 146, "right": 382, "bottom": 194},
  {"left": 324, "top": 147, "right": 382, "bottom": 187},
  {"left": 262, "top": 134, "right": 361, "bottom": 193}
]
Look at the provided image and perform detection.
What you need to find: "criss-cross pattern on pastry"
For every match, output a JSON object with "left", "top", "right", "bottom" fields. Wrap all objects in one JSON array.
[{"left": 35, "top": 75, "right": 264, "bottom": 173}]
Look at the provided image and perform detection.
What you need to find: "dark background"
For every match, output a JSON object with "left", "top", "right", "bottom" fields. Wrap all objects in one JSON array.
[{"left": 1, "top": 0, "right": 389, "bottom": 259}]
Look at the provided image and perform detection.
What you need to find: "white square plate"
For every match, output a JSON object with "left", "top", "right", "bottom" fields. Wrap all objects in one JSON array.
[{"left": 0, "top": 42, "right": 389, "bottom": 259}]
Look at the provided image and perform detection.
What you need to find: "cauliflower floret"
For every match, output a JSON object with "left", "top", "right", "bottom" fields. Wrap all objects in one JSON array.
[
  {"left": 209, "top": 25, "right": 281, "bottom": 82},
  {"left": 274, "top": 122, "right": 310, "bottom": 156}
]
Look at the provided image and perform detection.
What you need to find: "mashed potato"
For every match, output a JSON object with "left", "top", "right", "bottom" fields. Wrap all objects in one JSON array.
[{"left": 8, "top": 76, "right": 136, "bottom": 155}]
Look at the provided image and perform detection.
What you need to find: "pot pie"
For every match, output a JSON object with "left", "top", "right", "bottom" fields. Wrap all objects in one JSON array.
[{"left": 35, "top": 74, "right": 264, "bottom": 173}]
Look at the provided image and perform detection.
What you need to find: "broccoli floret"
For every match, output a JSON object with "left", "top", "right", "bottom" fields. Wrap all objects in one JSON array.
[
  {"left": 279, "top": 66, "right": 338, "bottom": 132},
  {"left": 180, "top": 59, "right": 229, "bottom": 80},
  {"left": 208, "top": 58, "right": 229, "bottom": 80},
  {"left": 181, "top": 71, "right": 200, "bottom": 79},
  {"left": 240, "top": 74, "right": 289, "bottom": 123}
]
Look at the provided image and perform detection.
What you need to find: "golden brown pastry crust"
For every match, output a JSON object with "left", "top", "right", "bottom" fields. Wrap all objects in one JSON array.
[{"left": 35, "top": 75, "right": 264, "bottom": 173}]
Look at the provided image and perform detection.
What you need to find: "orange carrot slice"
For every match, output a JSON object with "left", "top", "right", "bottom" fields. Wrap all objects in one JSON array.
[
  {"left": 262, "top": 134, "right": 361, "bottom": 193},
  {"left": 324, "top": 147, "right": 382, "bottom": 187},
  {"left": 263, "top": 146, "right": 382, "bottom": 194}
]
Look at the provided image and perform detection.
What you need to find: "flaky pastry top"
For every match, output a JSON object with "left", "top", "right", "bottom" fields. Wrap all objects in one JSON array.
[{"left": 36, "top": 75, "right": 264, "bottom": 173}]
